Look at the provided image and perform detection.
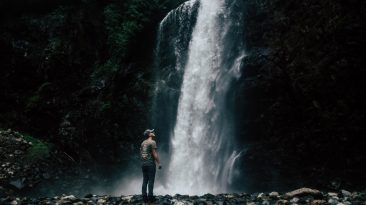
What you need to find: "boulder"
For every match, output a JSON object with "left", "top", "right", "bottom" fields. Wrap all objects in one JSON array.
[
  {"left": 284, "top": 188, "right": 322, "bottom": 199},
  {"left": 61, "top": 195, "right": 77, "bottom": 202},
  {"left": 341, "top": 190, "right": 351, "bottom": 197},
  {"left": 269, "top": 192, "right": 279, "bottom": 198},
  {"left": 8, "top": 178, "right": 26, "bottom": 190}
]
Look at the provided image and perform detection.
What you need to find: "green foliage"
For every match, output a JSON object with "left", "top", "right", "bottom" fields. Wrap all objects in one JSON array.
[
  {"left": 25, "top": 82, "right": 52, "bottom": 110},
  {"left": 104, "top": 3, "right": 144, "bottom": 59},
  {"left": 99, "top": 101, "right": 112, "bottom": 113},
  {"left": 92, "top": 59, "right": 119, "bottom": 81},
  {"left": 26, "top": 95, "right": 41, "bottom": 110},
  {"left": 103, "top": 4, "right": 126, "bottom": 58},
  {"left": 103, "top": 0, "right": 182, "bottom": 59},
  {"left": 23, "top": 134, "right": 51, "bottom": 162}
]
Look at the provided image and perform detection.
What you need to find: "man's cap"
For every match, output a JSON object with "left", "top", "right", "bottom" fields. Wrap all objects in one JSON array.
[{"left": 144, "top": 129, "right": 155, "bottom": 137}]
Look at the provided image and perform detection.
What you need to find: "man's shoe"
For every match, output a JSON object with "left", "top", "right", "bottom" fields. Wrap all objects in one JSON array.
[
  {"left": 148, "top": 195, "right": 157, "bottom": 203},
  {"left": 142, "top": 195, "right": 148, "bottom": 203}
]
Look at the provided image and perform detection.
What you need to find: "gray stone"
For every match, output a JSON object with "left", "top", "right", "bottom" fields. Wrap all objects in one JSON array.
[
  {"left": 262, "top": 200, "right": 270, "bottom": 205},
  {"left": 10, "top": 200, "right": 18, "bottom": 205},
  {"left": 284, "top": 188, "right": 322, "bottom": 199},
  {"left": 84, "top": 193, "right": 93, "bottom": 198},
  {"left": 328, "top": 198, "right": 339, "bottom": 205},
  {"left": 341, "top": 190, "right": 351, "bottom": 197},
  {"left": 290, "top": 197, "right": 300, "bottom": 203},
  {"left": 269, "top": 192, "right": 279, "bottom": 198},
  {"left": 330, "top": 180, "right": 341, "bottom": 189},
  {"left": 328, "top": 192, "right": 338, "bottom": 197},
  {"left": 9, "top": 178, "right": 25, "bottom": 190},
  {"left": 61, "top": 195, "right": 77, "bottom": 202},
  {"left": 14, "top": 150, "right": 22, "bottom": 155},
  {"left": 121, "top": 195, "right": 133, "bottom": 202},
  {"left": 42, "top": 173, "right": 51, "bottom": 179}
]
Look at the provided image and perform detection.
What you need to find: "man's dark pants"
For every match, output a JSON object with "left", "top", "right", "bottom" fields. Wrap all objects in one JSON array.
[{"left": 142, "top": 164, "right": 156, "bottom": 200}]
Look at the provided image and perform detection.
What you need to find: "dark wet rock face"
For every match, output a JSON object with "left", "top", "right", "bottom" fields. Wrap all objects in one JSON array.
[
  {"left": 1, "top": 188, "right": 365, "bottom": 205},
  {"left": 233, "top": 0, "right": 366, "bottom": 191}
]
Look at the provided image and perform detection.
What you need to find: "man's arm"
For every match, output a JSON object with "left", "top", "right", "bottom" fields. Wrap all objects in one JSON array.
[{"left": 152, "top": 148, "right": 160, "bottom": 165}]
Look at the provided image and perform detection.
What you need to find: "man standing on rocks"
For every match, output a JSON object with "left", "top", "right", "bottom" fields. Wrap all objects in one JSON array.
[{"left": 140, "top": 129, "right": 162, "bottom": 203}]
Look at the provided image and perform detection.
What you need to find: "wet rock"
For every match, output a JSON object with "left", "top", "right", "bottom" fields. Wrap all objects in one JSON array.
[
  {"left": 121, "top": 195, "right": 133, "bottom": 202},
  {"left": 13, "top": 150, "right": 22, "bottom": 155},
  {"left": 159, "top": 198, "right": 172, "bottom": 205},
  {"left": 8, "top": 178, "right": 26, "bottom": 190},
  {"left": 194, "top": 197, "right": 207, "bottom": 205},
  {"left": 341, "top": 190, "right": 351, "bottom": 197},
  {"left": 328, "top": 198, "right": 339, "bottom": 205},
  {"left": 171, "top": 199, "right": 193, "bottom": 205},
  {"left": 269, "top": 192, "right": 279, "bottom": 198},
  {"left": 216, "top": 201, "right": 224, "bottom": 205},
  {"left": 328, "top": 192, "right": 338, "bottom": 197},
  {"left": 275, "top": 199, "right": 288, "bottom": 205},
  {"left": 202, "top": 193, "right": 215, "bottom": 199},
  {"left": 262, "top": 200, "right": 270, "bottom": 205},
  {"left": 42, "top": 173, "right": 51, "bottom": 179},
  {"left": 329, "top": 180, "right": 341, "bottom": 190},
  {"left": 311, "top": 200, "right": 326, "bottom": 205},
  {"left": 3, "top": 189, "right": 366, "bottom": 205},
  {"left": 290, "top": 197, "right": 300, "bottom": 203},
  {"left": 84, "top": 193, "right": 93, "bottom": 198},
  {"left": 284, "top": 188, "right": 322, "bottom": 199},
  {"left": 61, "top": 195, "right": 77, "bottom": 202},
  {"left": 257, "top": 193, "right": 265, "bottom": 199},
  {"left": 10, "top": 200, "right": 18, "bottom": 205}
]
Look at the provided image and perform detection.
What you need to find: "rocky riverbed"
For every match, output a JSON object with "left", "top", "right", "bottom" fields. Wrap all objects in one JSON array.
[{"left": 1, "top": 188, "right": 365, "bottom": 205}]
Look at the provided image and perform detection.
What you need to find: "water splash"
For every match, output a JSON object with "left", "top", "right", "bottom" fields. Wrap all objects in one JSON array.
[{"left": 153, "top": 0, "right": 246, "bottom": 195}]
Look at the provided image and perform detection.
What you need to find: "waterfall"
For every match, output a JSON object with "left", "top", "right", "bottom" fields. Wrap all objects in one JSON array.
[{"left": 153, "top": 0, "right": 245, "bottom": 195}]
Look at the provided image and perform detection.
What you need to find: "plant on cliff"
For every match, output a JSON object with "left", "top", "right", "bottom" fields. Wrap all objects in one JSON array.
[{"left": 23, "top": 134, "right": 51, "bottom": 162}]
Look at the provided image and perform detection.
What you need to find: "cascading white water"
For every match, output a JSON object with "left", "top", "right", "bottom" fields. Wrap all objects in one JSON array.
[
  {"left": 159, "top": 0, "right": 246, "bottom": 195},
  {"left": 111, "top": 0, "right": 246, "bottom": 196}
]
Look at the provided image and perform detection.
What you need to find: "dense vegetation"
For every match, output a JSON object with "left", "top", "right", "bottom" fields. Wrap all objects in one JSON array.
[{"left": 0, "top": 0, "right": 185, "bottom": 163}]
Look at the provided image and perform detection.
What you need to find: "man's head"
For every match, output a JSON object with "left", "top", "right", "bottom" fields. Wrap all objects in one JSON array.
[{"left": 144, "top": 129, "right": 155, "bottom": 139}]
